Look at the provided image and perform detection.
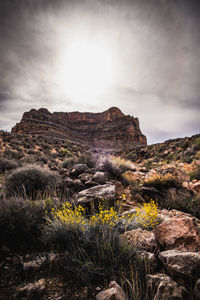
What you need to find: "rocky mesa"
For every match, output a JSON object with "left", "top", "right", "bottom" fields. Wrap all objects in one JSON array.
[{"left": 11, "top": 107, "right": 147, "bottom": 149}]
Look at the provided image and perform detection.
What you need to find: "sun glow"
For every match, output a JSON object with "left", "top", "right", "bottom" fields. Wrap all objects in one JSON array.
[{"left": 57, "top": 38, "right": 115, "bottom": 101}]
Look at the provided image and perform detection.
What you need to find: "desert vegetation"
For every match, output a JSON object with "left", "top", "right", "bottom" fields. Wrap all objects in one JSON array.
[{"left": 0, "top": 131, "right": 200, "bottom": 299}]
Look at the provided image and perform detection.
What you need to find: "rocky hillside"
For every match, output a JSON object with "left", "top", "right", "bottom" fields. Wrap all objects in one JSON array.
[
  {"left": 0, "top": 128, "right": 200, "bottom": 299},
  {"left": 11, "top": 107, "right": 147, "bottom": 149}
]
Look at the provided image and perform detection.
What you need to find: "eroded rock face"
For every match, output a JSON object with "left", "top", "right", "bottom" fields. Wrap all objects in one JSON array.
[
  {"left": 154, "top": 216, "right": 200, "bottom": 252},
  {"left": 11, "top": 107, "right": 147, "bottom": 149}
]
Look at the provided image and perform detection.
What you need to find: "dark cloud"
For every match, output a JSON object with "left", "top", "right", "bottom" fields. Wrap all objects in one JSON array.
[{"left": 0, "top": 0, "right": 199, "bottom": 143}]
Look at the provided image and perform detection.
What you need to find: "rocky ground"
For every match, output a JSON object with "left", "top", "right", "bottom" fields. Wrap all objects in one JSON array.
[{"left": 0, "top": 131, "right": 200, "bottom": 299}]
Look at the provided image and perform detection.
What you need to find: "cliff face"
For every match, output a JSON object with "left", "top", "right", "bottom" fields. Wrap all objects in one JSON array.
[{"left": 11, "top": 107, "right": 147, "bottom": 149}]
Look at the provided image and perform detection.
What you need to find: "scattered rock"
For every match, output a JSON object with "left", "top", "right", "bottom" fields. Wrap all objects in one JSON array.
[
  {"left": 23, "top": 254, "right": 47, "bottom": 275},
  {"left": 159, "top": 250, "right": 200, "bottom": 278},
  {"left": 96, "top": 281, "right": 127, "bottom": 300},
  {"left": 121, "top": 228, "right": 158, "bottom": 252},
  {"left": 155, "top": 216, "right": 200, "bottom": 252},
  {"left": 17, "top": 278, "right": 46, "bottom": 299}
]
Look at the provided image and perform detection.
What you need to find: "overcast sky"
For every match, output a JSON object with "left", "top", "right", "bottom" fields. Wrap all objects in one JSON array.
[{"left": 0, "top": 0, "right": 200, "bottom": 144}]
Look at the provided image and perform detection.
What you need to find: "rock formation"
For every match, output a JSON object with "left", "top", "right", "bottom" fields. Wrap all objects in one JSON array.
[{"left": 11, "top": 107, "right": 147, "bottom": 149}]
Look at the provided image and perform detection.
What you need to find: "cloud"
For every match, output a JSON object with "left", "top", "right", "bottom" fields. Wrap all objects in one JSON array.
[{"left": 0, "top": 0, "right": 199, "bottom": 143}]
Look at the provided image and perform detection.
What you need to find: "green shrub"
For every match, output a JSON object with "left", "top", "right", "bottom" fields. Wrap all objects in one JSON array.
[
  {"left": 5, "top": 165, "right": 58, "bottom": 199},
  {"left": 77, "top": 151, "right": 96, "bottom": 168},
  {"left": 0, "top": 198, "right": 45, "bottom": 250},
  {"left": 161, "top": 194, "right": 200, "bottom": 219},
  {"left": 0, "top": 158, "right": 18, "bottom": 173},
  {"left": 62, "top": 157, "right": 77, "bottom": 169},
  {"left": 192, "top": 137, "right": 200, "bottom": 151},
  {"left": 59, "top": 148, "right": 73, "bottom": 158},
  {"left": 189, "top": 166, "right": 200, "bottom": 181}
]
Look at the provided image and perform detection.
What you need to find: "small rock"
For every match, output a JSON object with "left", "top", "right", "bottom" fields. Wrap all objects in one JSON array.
[
  {"left": 23, "top": 254, "right": 47, "bottom": 274},
  {"left": 17, "top": 278, "right": 46, "bottom": 299},
  {"left": 96, "top": 281, "right": 127, "bottom": 300}
]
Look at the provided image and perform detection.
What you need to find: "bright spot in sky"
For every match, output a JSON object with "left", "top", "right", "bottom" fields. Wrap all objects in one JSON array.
[{"left": 57, "top": 38, "right": 115, "bottom": 101}]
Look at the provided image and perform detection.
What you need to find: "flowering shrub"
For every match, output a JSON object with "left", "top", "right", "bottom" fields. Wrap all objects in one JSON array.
[{"left": 134, "top": 200, "right": 159, "bottom": 230}]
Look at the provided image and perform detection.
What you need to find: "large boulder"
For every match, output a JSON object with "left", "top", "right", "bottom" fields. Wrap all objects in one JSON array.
[
  {"left": 121, "top": 228, "right": 158, "bottom": 252},
  {"left": 154, "top": 216, "right": 200, "bottom": 252},
  {"left": 159, "top": 250, "right": 200, "bottom": 278},
  {"left": 96, "top": 281, "right": 127, "bottom": 300},
  {"left": 73, "top": 183, "right": 115, "bottom": 211}
]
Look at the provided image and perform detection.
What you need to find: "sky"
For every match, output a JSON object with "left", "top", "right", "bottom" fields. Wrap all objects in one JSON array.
[{"left": 0, "top": 0, "right": 200, "bottom": 144}]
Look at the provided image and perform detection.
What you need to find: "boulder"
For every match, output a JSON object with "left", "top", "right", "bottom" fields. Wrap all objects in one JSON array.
[
  {"left": 74, "top": 183, "right": 115, "bottom": 205},
  {"left": 69, "top": 164, "right": 89, "bottom": 177},
  {"left": 96, "top": 281, "right": 127, "bottom": 300},
  {"left": 78, "top": 172, "right": 93, "bottom": 183},
  {"left": 92, "top": 171, "right": 107, "bottom": 184},
  {"left": 155, "top": 216, "right": 200, "bottom": 252},
  {"left": 159, "top": 250, "right": 200, "bottom": 278},
  {"left": 63, "top": 177, "right": 85, "bottom": 192},
  {"left": 121, "top": 228, "right": 158, "bottom": 252},
  {"left": 147, "top": 274, "right": 188, "bottom": 300}
]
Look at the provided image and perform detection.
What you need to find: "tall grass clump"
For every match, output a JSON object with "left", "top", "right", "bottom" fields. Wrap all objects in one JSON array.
[
  {"left": 5, "top": 164, "right": 58, "bottom": 199},
  {"left": 144, "top": 173, "right": 180, "bottom": 191},
  {"left": 101, "top": 156, "right": 137, "bottom": 181}
]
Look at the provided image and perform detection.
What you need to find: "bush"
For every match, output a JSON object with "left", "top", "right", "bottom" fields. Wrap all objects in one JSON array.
[
  {"left": 43, "top": 202, "right": 147, "bottom": 296},
  {"left": 144, "top": 173, "right": 180, "bottom": 191},
  {"left": 161, "top": 194, "right": 200, "bottom": 219},
  {"left": 62, "top": 157, "right": 77, "bottom": 169},
  {"left": 59, "top": 148, "right": 73, "bottom": 158},
  {"left": 0, "top": 198, "right": 45, "bottom": 250},
  {"left": 77, "top": 151, "right": 96, "bottom": 168},
  {"left": 189, "top": 165, "right": 200, "bottom": 181},
  {"left": 0, "top": 158, "right": 18, "bottom": 173},
  {"left": 5, "top": 165, "right": 58, "bottom": 199}
]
